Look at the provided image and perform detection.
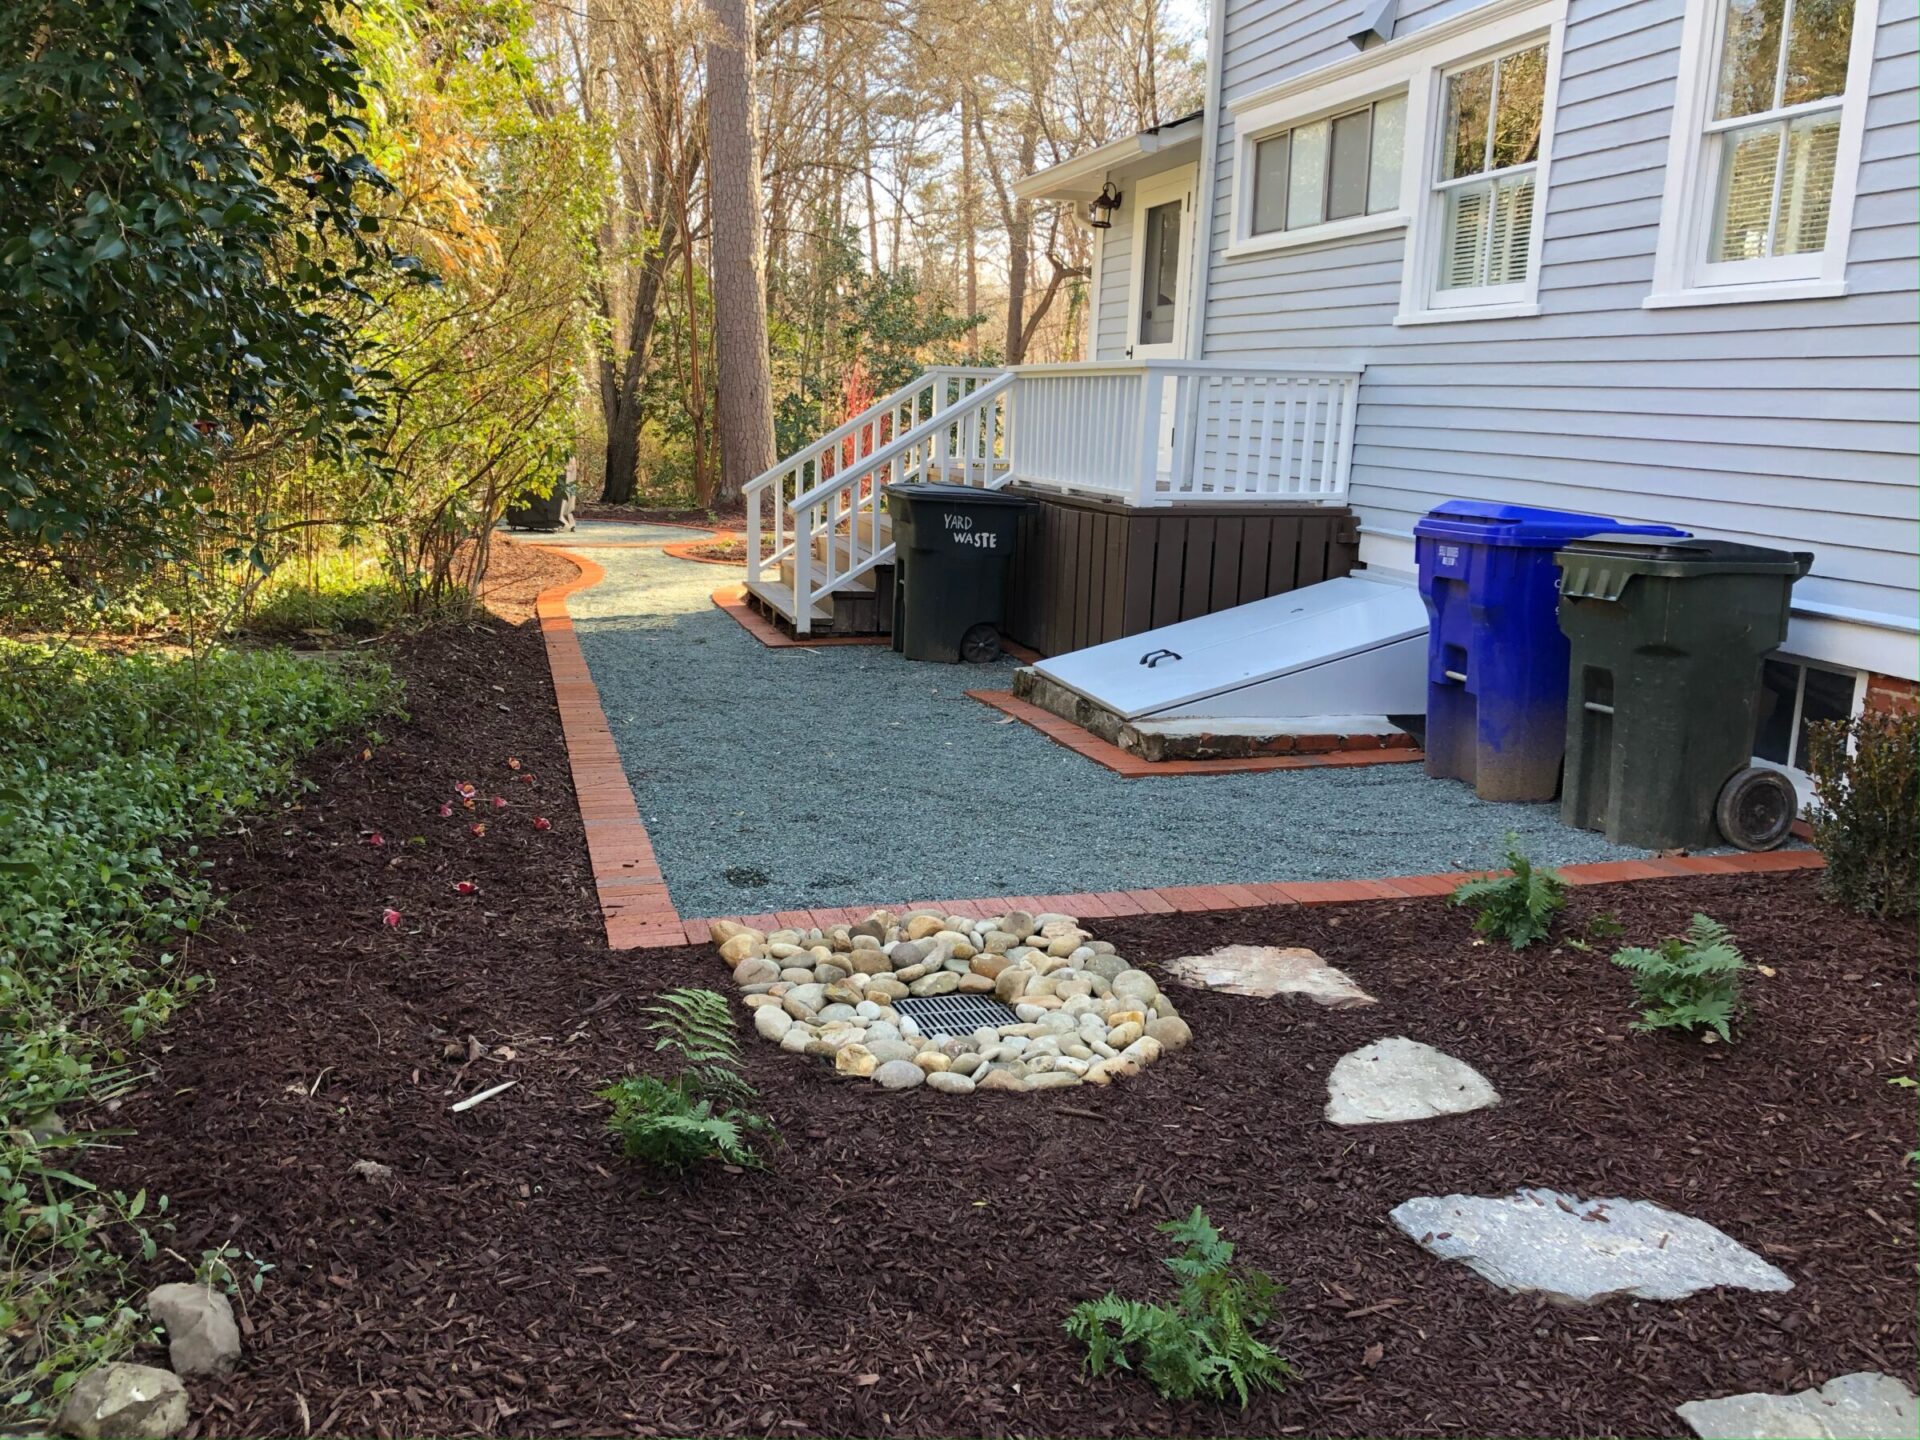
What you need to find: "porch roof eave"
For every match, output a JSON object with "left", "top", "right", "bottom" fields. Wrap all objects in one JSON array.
[{"left": 1011, "top": 110, "right": 1205, "bottom": 204}]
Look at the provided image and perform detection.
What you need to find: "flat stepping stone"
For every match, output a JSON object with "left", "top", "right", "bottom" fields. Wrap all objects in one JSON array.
[
  {"left": 1163, "top": 945, "right": 1374, "bottom": 1007},
  {"left": 1678, "top": 1372, "right": 1918, "bottom": 1439},
  {"left": 1390, "top": 1188, "right": 1792, "bottom": 1304},
  {"left": 1325, "top": 1037, "right": 1498, "bottom": 1125}
]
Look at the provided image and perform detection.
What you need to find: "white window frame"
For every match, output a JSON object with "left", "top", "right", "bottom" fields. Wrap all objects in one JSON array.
[
  {"left": 1646, "top": 0, "right": 1882, "bottom": 310},
  {"left": 1223, "top": 0, "right": 1567, "bottom": 322},
  {"left": 1752, "top": 654, "right": 1866, "bottom": 803},
  {"left": 1397, "top": 26, "right": 1564, "bottom": 324}
]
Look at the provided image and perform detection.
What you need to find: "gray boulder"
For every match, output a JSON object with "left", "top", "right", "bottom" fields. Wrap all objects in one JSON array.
[
  {"left": 146, "top": 1282, "right": 241, "bottom": 1377},
  {"left": 57, "top": 1363, "right": 189, "bottom": 1439},
  {"left": 1325, "top": 1037, "right": 1498, "bottom": 1126}
]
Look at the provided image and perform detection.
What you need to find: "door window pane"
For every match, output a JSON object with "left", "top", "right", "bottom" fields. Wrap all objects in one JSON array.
[
  {"left": 1785, "top": 0, "right": 1855, "bottom": 104},
  {"left": 1251, "top": 134, "right": 1289, "bottom": 234},
  {"left": 1490, "top": 45, "right": 1547, "bottom": 169},
  {"left": 1327, "top": 108, "right": 1372, "bottom": 220},
  {"left": 1777, "top": 110, "right": 1840, "bottom": 253},
  {"left": 1711, "top": 120, "right": 1783, "bottom": 260},
  {"left": 1443, "top": 62, "right": 1493, "bottom": 179},
  {"left": 1138, "top": 199, "right": 1181, "bottom": 346},
  {"left": 1368, "top": 93, "right": 1406, "bottom": 212},
  {"left": 1715, "top": 0, "right": 1786, "bottom": 119},
  {"left": 1287, "top": 119, "right": 1328, "bottom": 229}
]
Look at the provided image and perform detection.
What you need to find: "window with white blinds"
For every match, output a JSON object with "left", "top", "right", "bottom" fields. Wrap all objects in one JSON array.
[
  {"left": 1432, "top": 42, "right": 1547, "bottom": 300},
  {"left": 1648, "top": 0, "right": 1877, "bottom": 306}
]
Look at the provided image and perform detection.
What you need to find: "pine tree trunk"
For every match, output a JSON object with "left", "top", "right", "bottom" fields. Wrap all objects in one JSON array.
[
  {"left": 704, "top": 0, "right": 776, "bottom": 505},
  {"left": 1003, "top": 122, "right": 1037, "bottom": 364}
]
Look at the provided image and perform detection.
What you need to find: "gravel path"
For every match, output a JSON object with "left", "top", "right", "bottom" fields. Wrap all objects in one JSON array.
[
  {"left": 504, "top": 519, "right": 709, "bottom": 546},
  {"left": 567, "top": 545, "right": 1660, "bottom": 917}
]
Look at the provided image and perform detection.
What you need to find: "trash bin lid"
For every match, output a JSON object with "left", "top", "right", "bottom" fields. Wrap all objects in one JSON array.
[
  {"left": 1414, "top": 499, "right": 1688, "bottom": 548},
  {"left": 1555, "top": 537, "right": 1814, "bottom": 600},
  {"left": 884, "top": 482, "right": 1035, "bottom": 508}
]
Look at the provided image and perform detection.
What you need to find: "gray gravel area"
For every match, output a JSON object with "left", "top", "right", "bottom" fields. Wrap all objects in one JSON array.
[
  {"left": 503, "top": 520, "right": 708, "bottom": 546},
  {"left": 568, "top": 545, "right": 1661, "bottom": 918}
]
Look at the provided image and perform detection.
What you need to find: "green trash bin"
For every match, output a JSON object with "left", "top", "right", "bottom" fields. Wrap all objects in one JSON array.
[
  {"left": 885, "top": 482, "right": 1035, "bottom": 662},
  {"left": 1556, "top": 537, "right": 1813, "bottom": 852}
]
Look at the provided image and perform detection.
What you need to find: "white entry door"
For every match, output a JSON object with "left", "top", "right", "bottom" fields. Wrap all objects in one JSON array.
[{"left": 1125, "top": 165, "right": 1195, "bottom": 484}]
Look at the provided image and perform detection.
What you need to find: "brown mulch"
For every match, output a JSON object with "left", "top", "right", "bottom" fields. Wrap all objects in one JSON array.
[
  {"left": 474, "top": 538, "right": 584, "bottom": 624},
  {"left": 88, "top": 597, "right": 1916, "bottom": 1438}
]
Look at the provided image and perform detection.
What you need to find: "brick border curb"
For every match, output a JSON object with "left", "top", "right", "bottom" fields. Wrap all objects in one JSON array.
[
  {"left": 968, "top": 689, "right": 1428, "bottom": 776},
  {"left": 531, "top": 544, "right": 1826, "bottom": 952},
  {"left": 533, "top": 545, "right": 687, "bottom": 948},
  {"left": 661, "top": 530, "right": 746, "bottom": 566}
]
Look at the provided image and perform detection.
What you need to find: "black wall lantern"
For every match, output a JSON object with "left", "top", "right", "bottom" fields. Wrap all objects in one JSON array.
[{"left": 1087, "top": 181, "right": 1122, "bottom": 229}]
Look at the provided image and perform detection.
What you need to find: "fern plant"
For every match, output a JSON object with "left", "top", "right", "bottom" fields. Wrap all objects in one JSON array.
[
  {"left": 1448, "top": 836, "right": 1566, "bottom": 948},
  {"left": 1065, "top": 1207, "right": 1292, "bottom": 1407},
  {"left": 1611, "top": 914, "right": 1749, "bottom": 1041},
  {"left": 598, "top": 989, "right": 773, "bottom": 1173}
]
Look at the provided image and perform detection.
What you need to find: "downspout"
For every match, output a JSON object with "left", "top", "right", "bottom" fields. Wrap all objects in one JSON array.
[{"left": 1184, "top": 0, "right": 1229, "bottom": 359}]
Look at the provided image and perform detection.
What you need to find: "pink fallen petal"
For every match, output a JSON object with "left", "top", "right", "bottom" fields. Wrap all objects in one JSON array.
[{"left": 382, "top": 908, "right": 402, "bottom": 928}]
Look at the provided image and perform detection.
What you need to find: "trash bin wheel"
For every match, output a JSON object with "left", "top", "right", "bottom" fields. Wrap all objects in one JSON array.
[
  {"left": 1714, "top": 766, "right": 1797, "bottom": 852},
  {"left": 959, "top": 623, "right": 1002, "bottom": 664}
]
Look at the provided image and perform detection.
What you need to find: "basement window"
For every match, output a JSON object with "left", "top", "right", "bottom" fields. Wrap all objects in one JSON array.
[{"left": 1753, "top": 656, "right": 1860, "bottom": 771}]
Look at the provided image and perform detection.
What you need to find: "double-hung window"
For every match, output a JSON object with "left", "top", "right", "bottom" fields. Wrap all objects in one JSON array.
[
  {"left": 1649, "top": 0, "right": 1879, "bottom": 305},
  {"left": 1431, "top": 43, "right": 1548, "bottom": 303}
]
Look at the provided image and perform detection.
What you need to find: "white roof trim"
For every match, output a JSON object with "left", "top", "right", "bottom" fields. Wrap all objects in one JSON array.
[{"left": 1012, "top": 113, "right": 1205, "bottom": 203}]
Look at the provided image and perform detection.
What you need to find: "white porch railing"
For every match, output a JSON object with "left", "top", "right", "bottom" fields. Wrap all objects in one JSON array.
[
  {"left": 741, "top": 359, "right": 1361, "bottom": 632},
  {"left": 1008, "top": 361, "right": 1360, "bottom": 506},
  {"left": 744, "top": 367, "right": 1013, "bottom": 631}
]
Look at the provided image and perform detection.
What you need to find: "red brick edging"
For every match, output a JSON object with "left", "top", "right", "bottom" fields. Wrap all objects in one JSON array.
[
  {"left": 662, "top": 530, "right": 746, "bottom": 566},
  {"left": 531, "top": 547, "right": 1827, "bottom": 952},
  {"left": 534, "top": 547, "right": 687, "bottom": 948},
  {"left": 969, "top": 689, "right": 1427, "bottom": 777}
]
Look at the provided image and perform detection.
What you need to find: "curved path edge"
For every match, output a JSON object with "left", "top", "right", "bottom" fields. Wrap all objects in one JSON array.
[{"left": 531, "top": 547, "right": 1826, "bottom": 952}]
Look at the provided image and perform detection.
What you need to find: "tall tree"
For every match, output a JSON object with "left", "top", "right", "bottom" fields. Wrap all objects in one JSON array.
[{"left": 703, "top": 0, "right": 775, "bottom": 502}]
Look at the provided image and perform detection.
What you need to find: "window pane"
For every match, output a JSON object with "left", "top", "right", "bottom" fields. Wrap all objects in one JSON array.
[
  {"left": 1777, "top": 110, "right": 1840, "bottom": 254},
  {"left": 1490, "top": 45, "right": 1547, "bottom": 170},
  {"left": 1754, "top": 659, "right": 1799, "bottom": 763},
  {"left": 1327, "top": 108, "right": 1372, "bottom": 220},
  {"left": 1711, "top": 121, "right": 1782, "bottom": 261},
  {"left": 1439, "top": 184, "right": 1490, "bottom": 289},
  {"left": 1288, "top": 119, "right": 1328, "bottom": 229},
  {"left": 1442, "top": 62, "right": 1493, "bottom": 178},
  {"left": 1795, "top": 664, "right": 1855, "bottom": 765},
  {"left": 1138, "top": 200, "right": 1180, "bottom": 345},
  {"left": 1784, "top": 0, "right": 1856, "bottom": 105},
  {"left": 1251, "top": 134, "right": 1289, "bottom": 234},
  {"left": 1486, "top": 173, "right": 1536, "bottom": 284},
  {"left": 1368, "top": 94, "right": 1405, "bottom": 212},
  {"left": 1715, "top": 0, "right": 1786, "bottom": 120}
]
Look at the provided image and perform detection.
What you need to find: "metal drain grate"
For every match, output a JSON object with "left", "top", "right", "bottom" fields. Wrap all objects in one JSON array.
[{"left": 894, "top": 994, "right": 1021, "bottom": 1035}]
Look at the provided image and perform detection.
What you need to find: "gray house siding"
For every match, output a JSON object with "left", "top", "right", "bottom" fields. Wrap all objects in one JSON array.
[
  {"left": 1199, "top": 0, "right": 1920, "bottom": 635},
  {"left": 1092, "top": 206, "right": 1133, "bottom": 361}
]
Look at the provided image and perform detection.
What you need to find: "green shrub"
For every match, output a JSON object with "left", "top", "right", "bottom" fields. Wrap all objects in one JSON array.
[
  {"left": 0, "top": 638, "right": 392, "bottom": 1424},
  {"left": 1065, "top": 1207, "right": 1292, "bottom": 1407},
  {"left": 1806, "top": 707, "right": 1918, "bottom": 920},
  {"left": 1448, "top": 837, "right": 1567, "bottom": 948},
  {"left": 1611, "top": 914, "right": 1749, "bottom": 1042},
  {"left": 599, "top": 989, "right": 772, "bottom": 1173}
]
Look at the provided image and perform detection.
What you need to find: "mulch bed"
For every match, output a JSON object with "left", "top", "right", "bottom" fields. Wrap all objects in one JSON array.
[
  {"left": 88, "top": 578, "right": 1915, "bottom": 1438},
  {"left": 577, "top": 501, "right": 746, "bottom": 530}
]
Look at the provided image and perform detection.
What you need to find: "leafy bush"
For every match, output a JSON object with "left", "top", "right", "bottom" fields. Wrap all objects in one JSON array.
[
  {"left": 1448, "top": 837, "right": 1567, "bottom": 948},
  {"left": 1806, "top": 707, "right": 1918, "bottom": 920},
  {"left": 1611, "top": 914, "right": 1749, "bottom": 1042},
  {"left": 0, "top": 639, "right": 391, "bottom": 1423},
  {"left": 599, "top": 989, "right": 772, "bottom": 1173},
  {"left": 1065, "top": 1207, "right": 1292, "bottom": 1407}
]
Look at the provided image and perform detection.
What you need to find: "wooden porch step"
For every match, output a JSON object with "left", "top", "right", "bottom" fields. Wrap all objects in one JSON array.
[{"left": 743, "top": 575, "right": 833, "bottom": 626}]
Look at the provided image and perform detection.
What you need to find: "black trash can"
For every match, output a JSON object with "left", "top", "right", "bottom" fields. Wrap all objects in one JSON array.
[
  {"left": 1556, "top": 537, "right": 1814, "bottom": 852},
  {"left": 885, "top": 482, "right": 1035, "bottom": 662},
  {"left": 505, "top": 465, "right": 577, "bottom": 532}
]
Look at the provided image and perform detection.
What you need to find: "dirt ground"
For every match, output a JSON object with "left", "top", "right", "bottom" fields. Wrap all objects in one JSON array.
[{"left": 88, "top": 546, "right": 1917, "bottom": 1438}]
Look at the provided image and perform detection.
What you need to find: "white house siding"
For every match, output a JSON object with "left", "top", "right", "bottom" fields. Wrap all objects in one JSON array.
[
  {"left": 1093, "top": 204, "right": 1134, "bottom": 360},
  {"left": 1203, "top": 0, "right": 1920, "bottom": 671}
]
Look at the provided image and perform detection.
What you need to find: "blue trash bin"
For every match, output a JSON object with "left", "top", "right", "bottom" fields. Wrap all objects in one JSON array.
[{"left": 1415, "top": 501, "right": 1688, "bottom": 802}]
